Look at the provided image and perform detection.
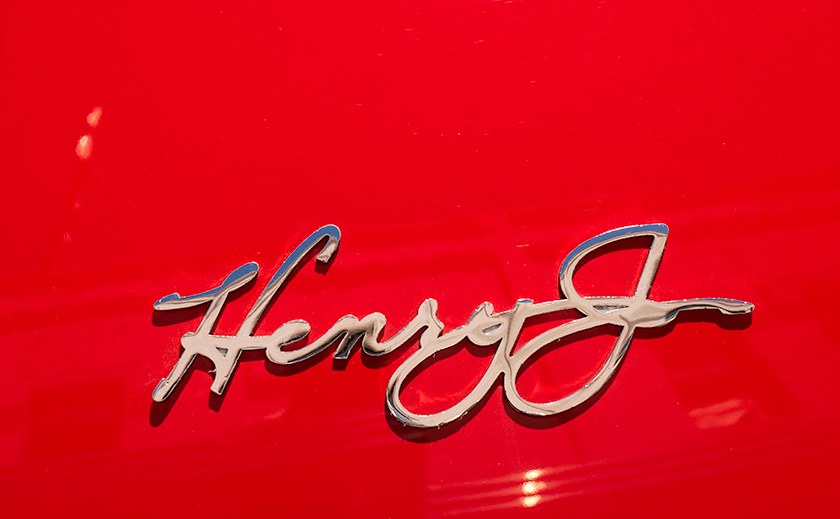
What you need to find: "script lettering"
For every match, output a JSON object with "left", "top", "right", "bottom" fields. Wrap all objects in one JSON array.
[{"left": 153, "top": 224, "right": 754, "bottom": 428}]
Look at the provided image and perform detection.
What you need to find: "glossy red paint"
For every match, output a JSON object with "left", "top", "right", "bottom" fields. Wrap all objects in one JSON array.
[{"left": 2, "top": 1, "right": 838, "bottom": 517}]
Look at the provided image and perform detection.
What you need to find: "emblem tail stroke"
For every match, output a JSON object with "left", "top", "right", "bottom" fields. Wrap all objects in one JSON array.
[{"left": 152, "top": 224, "right": 754, "bottom": 428}]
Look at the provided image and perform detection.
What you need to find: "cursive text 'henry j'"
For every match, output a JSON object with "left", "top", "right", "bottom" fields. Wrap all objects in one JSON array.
[{"left": 152, "top": 224, "right": 753, "bottom": 428}]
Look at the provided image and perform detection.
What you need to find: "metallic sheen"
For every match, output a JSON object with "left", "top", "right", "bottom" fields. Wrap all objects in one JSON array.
[{"left": 153, "top": 224, "right": 754, "bottom": 427}]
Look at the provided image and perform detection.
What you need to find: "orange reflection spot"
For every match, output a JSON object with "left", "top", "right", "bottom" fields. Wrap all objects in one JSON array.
[
  {"left": 76, "top": 134, "right": 93, "bottom": 160},
  {"left": 86, "top": 106, "right": 102, "bottom": 128}
]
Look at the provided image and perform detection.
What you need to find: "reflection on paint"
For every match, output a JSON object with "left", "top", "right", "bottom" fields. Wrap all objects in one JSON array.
[
  {"left": 75, "top": 134, "right": 93, "bottom": 160},
  {"left": 524, "top": 469, "right": 542, "bottom": 480},
  {"left": 76, "top": 106, "right": 102, "bottom": 160},
  {"left": 521, "top": 468, "right": 544, "bottom": 508},
  {"left": 86, "top": 106, "right": 102, "bottom": 128},
  {"left": 689, "top": 398, "right": 753, "bottom": 429}
]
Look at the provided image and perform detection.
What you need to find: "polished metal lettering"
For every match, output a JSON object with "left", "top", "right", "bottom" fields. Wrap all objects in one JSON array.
[{"left": 153, "top": 224, "right": 753, "bottom": 428}]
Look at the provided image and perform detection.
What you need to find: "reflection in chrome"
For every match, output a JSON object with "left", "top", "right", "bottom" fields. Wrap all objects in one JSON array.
[{"left": 152, "top": 224, "right": 754, "bottom": 428}]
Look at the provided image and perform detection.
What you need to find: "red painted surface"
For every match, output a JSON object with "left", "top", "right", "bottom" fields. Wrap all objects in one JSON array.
[{"left": 1, "top": 1, "right": 838, "bottom": 517}]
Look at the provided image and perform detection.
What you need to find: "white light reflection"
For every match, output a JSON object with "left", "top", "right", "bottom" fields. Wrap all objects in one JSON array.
[
  {"left": 522, "top": 495, "right": 541, "bottom": 507},
  {"left": 521, "top": 468, "right": 544, "bottom": 508},
  {"left": 86, "top": 106, "right": 103, "bottom": 128},
  {"left": 76, "top": 106, "right": 102, "bottom": 160},
  {"left": 75, "top": 134, "right": 93, "bottom": 160},
  {"left": 689, "top": 398, "right": 752, "bottom": 429},
  {"left": 524, "top": 469, "right": 542, "bottom": 480}
]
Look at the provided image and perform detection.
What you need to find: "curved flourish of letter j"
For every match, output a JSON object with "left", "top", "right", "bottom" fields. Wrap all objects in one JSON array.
[{"left": 152, "top": 224, "right": 754, "bottom": 428}]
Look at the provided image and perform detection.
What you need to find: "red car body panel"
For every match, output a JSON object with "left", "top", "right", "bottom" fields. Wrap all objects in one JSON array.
[{"left": 1, "top": 1, "right": 838, "bottom": 517}]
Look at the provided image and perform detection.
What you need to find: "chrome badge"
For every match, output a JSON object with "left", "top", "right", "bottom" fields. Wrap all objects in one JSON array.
[{"left": 152, "top": 224, "right": 753, "bottom": 428}]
